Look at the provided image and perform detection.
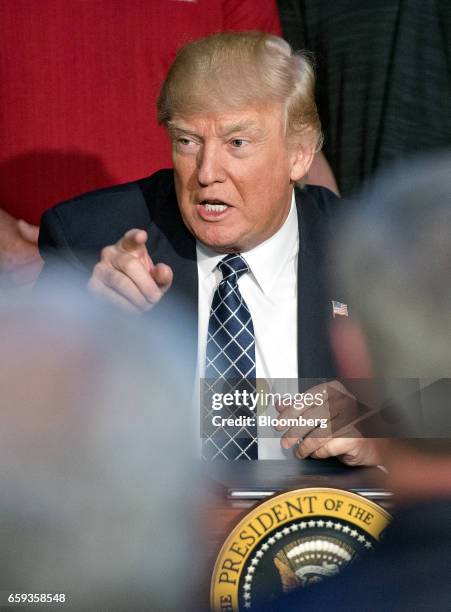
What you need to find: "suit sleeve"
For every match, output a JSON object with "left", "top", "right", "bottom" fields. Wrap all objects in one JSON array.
[{"left": 35, "top": 207, "right": 91, "bottom": 291}]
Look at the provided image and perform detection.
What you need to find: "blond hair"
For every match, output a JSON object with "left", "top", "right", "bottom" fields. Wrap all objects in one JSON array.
[{"left": 157, "top": 31, "right": 322, "bottom": 150}]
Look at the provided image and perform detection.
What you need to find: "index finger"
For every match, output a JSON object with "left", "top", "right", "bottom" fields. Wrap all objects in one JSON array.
[{"left": 120, "top": 229, "right": 149, "bottom": 253}]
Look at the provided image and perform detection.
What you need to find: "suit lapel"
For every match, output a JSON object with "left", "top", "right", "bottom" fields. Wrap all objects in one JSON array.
[
  {"left": 296, "top": 187, "right": 337, "bottom": 381},
  {"left": 144, "top": 181, "right": 199, "bottom": 384}
]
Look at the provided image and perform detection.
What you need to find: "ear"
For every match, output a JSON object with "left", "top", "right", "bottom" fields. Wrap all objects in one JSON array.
[
  {"left": 288, "top": 137, "right": 316, "bottom": 182},
  {"left": 329, "top": 317, "right": 375, "bottom": 378}
]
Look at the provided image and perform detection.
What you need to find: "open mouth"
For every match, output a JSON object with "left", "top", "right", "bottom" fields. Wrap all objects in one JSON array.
[
  {"left": 197, "top": 199, "right": 231, "bottom": 218},
  {"left": 203, "top": 201, "right": 228, "bottom": 212}
]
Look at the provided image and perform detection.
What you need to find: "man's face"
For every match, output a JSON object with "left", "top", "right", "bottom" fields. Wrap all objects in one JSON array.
[{"left": 170, "top": 104, "right": 310, "bottom": 253}]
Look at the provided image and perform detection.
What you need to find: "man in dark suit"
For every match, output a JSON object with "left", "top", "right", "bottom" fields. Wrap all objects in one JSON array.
[{"left": 38, "top": 32, "right": 378, "bottom": 464}]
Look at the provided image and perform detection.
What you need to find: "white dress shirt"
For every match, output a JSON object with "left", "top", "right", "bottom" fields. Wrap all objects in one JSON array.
[{"left": 196, "top": 192, "right": 299, "bottom": 458}]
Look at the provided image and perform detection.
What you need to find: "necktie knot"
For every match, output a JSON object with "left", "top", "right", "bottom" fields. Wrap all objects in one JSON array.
[{"left": 218, "top": 253, "right": 249, "bottom": 283}]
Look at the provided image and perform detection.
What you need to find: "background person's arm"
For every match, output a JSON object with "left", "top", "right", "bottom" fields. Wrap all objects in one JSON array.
[
  {"left": 305, "top": 152, "right": 340, "bottom": 195},
  {"left": 0, "top": 208, "right": 43, "bottom": 290}
]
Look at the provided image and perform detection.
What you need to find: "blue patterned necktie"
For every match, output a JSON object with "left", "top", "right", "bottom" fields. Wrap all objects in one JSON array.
[{"left": 202, "top": 253, "right": 258, "bottom": 460}]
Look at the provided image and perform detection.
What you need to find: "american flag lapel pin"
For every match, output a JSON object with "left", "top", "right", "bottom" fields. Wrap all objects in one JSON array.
[{"left": 332, "top": 300, "right": 349, "bottom": 318}]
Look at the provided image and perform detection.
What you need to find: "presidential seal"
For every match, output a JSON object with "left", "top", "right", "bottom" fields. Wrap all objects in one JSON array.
[{"left": 211, "top": 488, "right": 391, "bottom": 611}]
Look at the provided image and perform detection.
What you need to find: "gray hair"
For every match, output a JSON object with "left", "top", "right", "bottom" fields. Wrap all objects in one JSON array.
[
  {"left": 335, "top": 153, "right": 451, "bottom": 451},
  {"left": 0, "top": 286, "right": 199, "bottom": 610},
  {"left": 336, "top": 152, "right": 451, "bottom": 379}
]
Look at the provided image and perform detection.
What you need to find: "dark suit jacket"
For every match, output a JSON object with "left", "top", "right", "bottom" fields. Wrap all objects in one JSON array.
[{"left": 38, "top": 169, "right": 343, "bottom": 384}]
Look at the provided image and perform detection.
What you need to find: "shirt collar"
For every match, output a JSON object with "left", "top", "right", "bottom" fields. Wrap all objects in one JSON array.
[{"left": 196, "top": 191, "right": 298, "bottom": 295}]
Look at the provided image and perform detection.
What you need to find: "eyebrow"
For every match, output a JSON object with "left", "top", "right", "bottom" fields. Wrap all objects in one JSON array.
[
  {"left": 167, "top": 119, "right": 264, "bottom": 140},
  {"left": 167, "top": 123, "right": 199, "bottom": 139},
  {"left": 219, "top": 120, "right": 264, "bottom": 138}
]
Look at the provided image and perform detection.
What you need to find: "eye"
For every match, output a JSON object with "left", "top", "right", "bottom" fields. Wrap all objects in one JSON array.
[
  {"left": 230, "top": 138, "right": 248, "bottom": 148},
  {"left": 178, "top": 137, "right": 193, "bottom": 146},
  {"left": 175, "top": 136, "right": 199, "bottom": 153}
]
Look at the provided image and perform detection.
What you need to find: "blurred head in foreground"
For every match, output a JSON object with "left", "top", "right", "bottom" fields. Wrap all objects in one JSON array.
[
  {"left": 0, "top": 284, "right": 199, "bottom": 611},
  {"left": 333, "top": 152, "right": 451, "bottom": 502}
]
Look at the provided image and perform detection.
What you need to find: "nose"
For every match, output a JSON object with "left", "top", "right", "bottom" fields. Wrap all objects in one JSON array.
[{"left": 197, "top": 142, "right": 226, "bottom": 186}]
